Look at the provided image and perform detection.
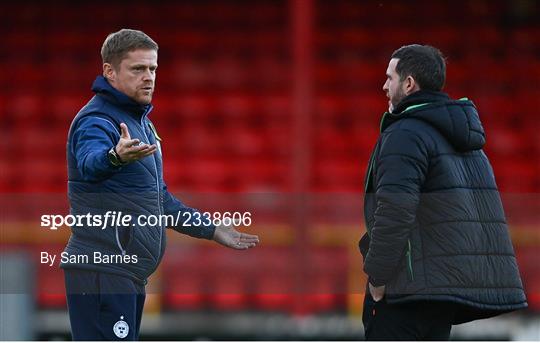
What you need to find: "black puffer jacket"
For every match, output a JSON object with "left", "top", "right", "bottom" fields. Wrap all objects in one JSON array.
[{"left": 359, "top": 90, "right": 527, "bottom": 324}]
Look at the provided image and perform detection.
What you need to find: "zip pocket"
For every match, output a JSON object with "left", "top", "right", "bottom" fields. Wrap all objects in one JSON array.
[{"left": 115, "top": 225, "right": 127, "bottom": 256}]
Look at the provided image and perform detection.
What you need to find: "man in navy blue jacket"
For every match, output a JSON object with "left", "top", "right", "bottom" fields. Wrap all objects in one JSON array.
[{"left": 62, "top": 29, "right": 259, "bottom": 340}]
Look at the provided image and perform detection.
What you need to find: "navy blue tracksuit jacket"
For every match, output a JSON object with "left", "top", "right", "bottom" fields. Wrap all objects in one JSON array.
[
  {"left": 62, "top": 76, "right": 217, "bottom": 340},
  {"left": 62, "top": 75, "right": 215, "bottom": 283}
]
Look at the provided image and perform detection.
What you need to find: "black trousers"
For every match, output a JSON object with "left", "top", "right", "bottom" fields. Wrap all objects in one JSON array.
[
  {"left": 64, "top": 269, "right": 146, "bottom": 341},
  {"left": 362, "top": 293, "right": 457, "bottom": 341}
]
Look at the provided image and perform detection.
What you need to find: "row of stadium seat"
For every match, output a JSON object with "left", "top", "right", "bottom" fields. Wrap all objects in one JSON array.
[
  {"left": 2, "top": 0, "right": 539, "bottom": 317},
  {"left": 2, "top": 158, "right": 537, "bottom": 193},
  {"left": 29, "top": 244, "right": 349, "bottom": 313},
  {"left": 5, "top": 56, "right": 540, "bottom": 93},
  {"left": 20, "top": 242, "right": 540, "bottom": 313}
]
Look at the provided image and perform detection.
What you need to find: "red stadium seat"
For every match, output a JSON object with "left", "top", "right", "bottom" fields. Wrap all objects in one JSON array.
[
  {"left": 515, "top": 247, "right": 540, "bottom": 312},
  {"left": 34, "top": 245, "right": 67, "bottom": 309},
  {"left": 251, "top": 248, "right": 296, "bottom": 312},
  {"left": 161, "top": 249, "right": 208, "bottom": 310}
]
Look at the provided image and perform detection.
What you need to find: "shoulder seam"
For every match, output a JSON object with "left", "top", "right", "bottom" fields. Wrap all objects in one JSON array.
[{"left": 78, "top": 115, "right": 120, "bottom": 136}]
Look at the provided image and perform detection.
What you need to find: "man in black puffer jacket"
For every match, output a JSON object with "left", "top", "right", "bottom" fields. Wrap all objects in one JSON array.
[{"left": 359, "top": 44, "right": 527, "bottom": 340}]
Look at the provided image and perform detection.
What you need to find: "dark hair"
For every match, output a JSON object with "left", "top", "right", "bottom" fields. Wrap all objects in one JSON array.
[
  {"left": 390, "top": 44, "right": 446, "bottom": 91},
  {"left": 101, "top": 29, "right": 158, "bottom": 68}
]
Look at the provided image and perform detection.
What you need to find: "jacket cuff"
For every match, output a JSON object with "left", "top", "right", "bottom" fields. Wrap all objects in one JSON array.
[
  {"left": 198, "top": 224, "right": 216, "bottom": 240},
  {"left": 368, "top": 276, "right": 386, "bottom": 287},
  {"left": 102, "top": 148, "right": 123, "bottom": 171},
  {"left": 358, "top": 232, "right": 370, "bottom": 260},
  {"left": 173, "top": 222, "right": 216, "bottom": 240}
]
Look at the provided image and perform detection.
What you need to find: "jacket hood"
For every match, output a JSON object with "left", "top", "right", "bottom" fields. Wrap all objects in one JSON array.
[
  {"left": 388, "top": 90, "right": 486, "bottom": 152},
  {"left": 91, "top": 76, "right": 152, "bottom": 117}
]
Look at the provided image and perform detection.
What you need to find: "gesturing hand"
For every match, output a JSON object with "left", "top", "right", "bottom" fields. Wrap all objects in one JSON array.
[
  {"left": 213, "top": 224, "right": 260, "bottom": 250},
  {"left": 116, "top": 123, "right": 157, "bottom": 163}
]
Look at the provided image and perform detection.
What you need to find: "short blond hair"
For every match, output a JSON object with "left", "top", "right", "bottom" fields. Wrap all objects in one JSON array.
[{"left": 101, "top": 29, "right": 158, "bottom": 68}]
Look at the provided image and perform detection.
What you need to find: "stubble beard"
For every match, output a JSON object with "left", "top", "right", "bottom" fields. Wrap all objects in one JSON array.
[{"left": 390, "top": 85, "right": 406, "bottom": 112}]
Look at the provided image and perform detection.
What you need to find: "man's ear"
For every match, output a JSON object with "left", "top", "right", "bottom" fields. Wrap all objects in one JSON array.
[
  {"left": 404, "top": 75, "right": 419, "bottom": 94},
  {"left": 103, "top": 63, "right": 115, "bottom": 82}
]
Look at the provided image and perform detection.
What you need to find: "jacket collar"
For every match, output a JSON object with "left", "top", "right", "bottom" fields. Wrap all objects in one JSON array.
[
  {"left": 91, "top": 76, "right": 152, "bottom": 118},
  {"left": 392, "top": 90, "right": 450, "bottom": 114},
  {"left": 380, "top": 90, "right": 450, "bottom": 132}
]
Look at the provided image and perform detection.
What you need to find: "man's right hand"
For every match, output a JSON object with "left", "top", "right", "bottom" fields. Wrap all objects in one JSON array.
[{"left": 116, "top": 123, "right": 157, "bottom": 163}]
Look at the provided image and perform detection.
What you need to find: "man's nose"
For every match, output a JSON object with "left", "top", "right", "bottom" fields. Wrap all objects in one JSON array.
[
  {"left": 142, "top": 69, "right": 154, "bottom": 81},
  {"left": 382, "top": 80, "right": 388, "bottom": 92}
]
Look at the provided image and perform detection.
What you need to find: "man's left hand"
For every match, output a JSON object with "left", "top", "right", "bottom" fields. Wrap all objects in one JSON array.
[
  {"left": 369, "top": 282, "right": 386, "bottom": 302},
  {"left": 213, "top": 224, "right": 259, "bottom": 250}
]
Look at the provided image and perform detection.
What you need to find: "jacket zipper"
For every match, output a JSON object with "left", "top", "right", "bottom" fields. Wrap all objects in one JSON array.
[
  {"left": 363, "top": 150, "right": 376, "bottom": 237},
  {"left": 367, "top": 107, "right": 425, "bottom": 282},
  {"left": 140, "top": 115, "right": 163, "bottom": 268},
  {"left": 364, "top": 112, "right": 389, "bottom": 236}
]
